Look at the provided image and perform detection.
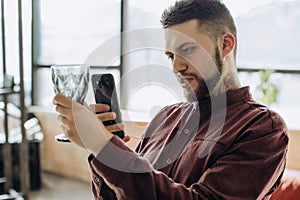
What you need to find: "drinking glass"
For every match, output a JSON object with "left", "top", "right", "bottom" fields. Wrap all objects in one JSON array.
[{"left": 51, "top": 64, "right": 90, "bottom": 142}]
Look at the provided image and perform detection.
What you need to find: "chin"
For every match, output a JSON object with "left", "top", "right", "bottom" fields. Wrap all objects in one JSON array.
[
  {"left": 184, "top": 90, "right": 197, "bottom": 102},
  {"left": 185, "top": 84, "right": 211, "bottom": 103}
]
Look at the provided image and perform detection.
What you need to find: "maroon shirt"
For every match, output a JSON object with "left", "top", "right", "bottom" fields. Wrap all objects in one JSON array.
[{"left": 88, "top": 87, "right": 289, "bottom": 199}]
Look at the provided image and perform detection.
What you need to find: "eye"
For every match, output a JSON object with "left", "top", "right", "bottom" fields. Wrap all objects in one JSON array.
[{"left": 179, "top": 46, "right": 196, "bottom": 56}]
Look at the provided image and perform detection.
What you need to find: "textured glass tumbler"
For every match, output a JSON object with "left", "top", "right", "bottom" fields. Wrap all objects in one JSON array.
[
  {"left": 51, "top": 65, "right": 90, "bottom": 142},
  {"left": 51, "top": 65, "right": 90, "bottom": 104}
]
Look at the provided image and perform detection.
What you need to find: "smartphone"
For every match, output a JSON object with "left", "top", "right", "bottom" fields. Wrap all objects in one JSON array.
[{"left": 92, "top": 74, "right": 124, "bottom": 139}]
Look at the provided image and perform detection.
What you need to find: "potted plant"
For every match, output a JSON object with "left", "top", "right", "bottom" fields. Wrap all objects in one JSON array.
[{"left": 256, "top": 69, "right": 279, "bottom": 106}]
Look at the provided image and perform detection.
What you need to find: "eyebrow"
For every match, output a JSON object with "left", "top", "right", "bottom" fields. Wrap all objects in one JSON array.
[{"left": 165, "top": 42, "right": 197, "bottom": 55}]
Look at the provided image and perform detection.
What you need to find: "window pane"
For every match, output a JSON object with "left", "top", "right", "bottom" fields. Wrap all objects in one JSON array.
[
  {"left": 3, "top": 0, "right": 19, "bottom": 77},
  {"left": 224, "top": 0, "right": 300, "bottom": 70},
  {"left": 126, "top": 0, "right": 174, "bottom": 29},
  {"left": 122, "top": 0, "right": 185, "bottom": 115},
  {"left": 34, "top": 0, "right": 121, "bottom": 66},
  {"left": 0, "top": 0, "right": 32, "bottom": 106}
]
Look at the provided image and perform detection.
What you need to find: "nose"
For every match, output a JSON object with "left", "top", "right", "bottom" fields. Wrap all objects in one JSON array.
[{"left": 172, "top": 54, "right": 188, "bottom": 73}]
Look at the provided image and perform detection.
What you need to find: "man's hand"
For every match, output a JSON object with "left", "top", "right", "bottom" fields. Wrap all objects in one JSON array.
[
  {"left": 53, "top": 94, "right": 130, "bottom": 151},
  {"left": 90, "top": 104, "right": 130, "bottom": 142},
  {"left": 53, "top": 94, "right": 114, "bottom": 154},
  {"left": 53, "top": 94, "right": 86, "bottom": 148}
]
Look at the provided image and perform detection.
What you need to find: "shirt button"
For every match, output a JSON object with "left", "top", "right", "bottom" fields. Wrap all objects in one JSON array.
[
  {"left": 184, "top": 129, "right": 190, "bottom": 134},
  {"left": 95, "top": 177, "right": 100, "bottom": 183},
  {"left": 166, "top": 159, "right": 172, "bottom": 164}
]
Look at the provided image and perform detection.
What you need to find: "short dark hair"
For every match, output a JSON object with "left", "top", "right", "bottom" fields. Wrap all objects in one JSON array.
[{"left": 161, "top": 0, "right": 237, "bottom": 57}]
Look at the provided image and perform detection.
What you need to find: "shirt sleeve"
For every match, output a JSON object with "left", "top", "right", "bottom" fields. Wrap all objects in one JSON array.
[
  {"left": 88, "top": 154, "right": 117, "bottom": 200},
  {"left": 88, "top": 124, "right": 288, "bottom": 200},
  {"left": 89, "top": 136, "right": 196, "bottom": 200}
]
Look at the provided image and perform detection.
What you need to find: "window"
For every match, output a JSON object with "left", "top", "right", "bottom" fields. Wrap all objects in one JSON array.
[
  {"left": 33, "top": 0, "right": 121, "bottom": 65},
  {"left": 33, "top": 0, "right": 121, "bottom": 105},
  {"left": 122, "top": 0, "right": 300, "bottom": 128},
  {"left": 0, "top": 0, "right": 32, "bottom": 106},
  {"left": 32, "top": 0, "right": 300, "bottom": 129},
  {"left": 224, "top": 0, "right": 300, "bottom": 129},
  {"left": 122, "top": 0, "right": 185, "bottom": 121}
]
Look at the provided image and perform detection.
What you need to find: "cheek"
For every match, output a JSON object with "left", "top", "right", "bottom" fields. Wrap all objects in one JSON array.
[{"left": 189, "top": 50, "right": 218, "bottom": 76}]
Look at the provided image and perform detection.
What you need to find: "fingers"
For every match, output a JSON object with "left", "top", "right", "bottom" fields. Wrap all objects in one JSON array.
[
  {"left": 96, "top": 112, "right": 117, "bottom": 122},
  {"left": 89, "top": 104, "right": 110, "bottom": 113},
  {"left": 55, "top": 104, "right": 72, "bottom": 118},
  {"left": 53, "top": 96, "right": 129, "bottom": 148},
  {"left": 53, "top": 94, "right": 73, "bottom": 108},
  {"left": 58, "top": 115, "right": 75, "bottom": 133},
  {"left": 105, "top": 123, "right": 125, "bottom": 133},
  {"left": 123, "top": 135, "right": 131, "bottom": 143},
  {"left": 105, "top": 123, "right": 131, "bottom": 143}
]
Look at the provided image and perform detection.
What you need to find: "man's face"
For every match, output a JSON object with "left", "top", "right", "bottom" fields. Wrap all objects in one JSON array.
[{"left": 165, "top": 19, "right": 223, "bottom": 102}]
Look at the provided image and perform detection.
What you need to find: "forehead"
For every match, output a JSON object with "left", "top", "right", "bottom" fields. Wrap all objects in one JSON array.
[{"left": 164, "top": 19, "right": 213, "bottom": 52}]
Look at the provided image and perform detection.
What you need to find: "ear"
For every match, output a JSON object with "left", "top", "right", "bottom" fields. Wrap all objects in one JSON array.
[{"left": 219, "top": 32, "right": 235, "bottom": 60}]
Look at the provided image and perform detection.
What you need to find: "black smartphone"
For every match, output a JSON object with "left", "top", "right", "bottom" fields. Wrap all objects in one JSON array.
[{"left": 92, "top": 74, "right": 124, "bottom": 139}]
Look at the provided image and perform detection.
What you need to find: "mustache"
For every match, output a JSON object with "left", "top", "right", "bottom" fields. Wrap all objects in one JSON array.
[{"left": 175, "top": 72, "right": 201, "bottom": 81}]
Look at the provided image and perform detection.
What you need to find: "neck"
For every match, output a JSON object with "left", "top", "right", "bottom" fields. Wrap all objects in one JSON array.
[
  {"left": 223, "top": 57, "right": 241, "bottom": 88},
  {"left": 213, "top": 59, "right": 241, "bottom": 95},
  {"left": 223, "top": 70, "right": 241, "bottom": 91}
]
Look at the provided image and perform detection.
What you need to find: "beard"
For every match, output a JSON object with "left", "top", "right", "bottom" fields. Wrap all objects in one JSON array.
[{"left": 184, "top": 47, "right": 223, "bottom": 102}]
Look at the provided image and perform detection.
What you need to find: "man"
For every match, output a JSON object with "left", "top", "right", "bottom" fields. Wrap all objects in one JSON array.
[{"left": 53, "top": 0, "right": 288, "bottom": 199}]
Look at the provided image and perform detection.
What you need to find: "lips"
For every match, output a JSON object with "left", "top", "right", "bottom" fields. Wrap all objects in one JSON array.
[
  {"left": 185, "top": 77, "right": 194, "bottom": 83},
  {"left": 178, "top": 76, "right": 194, "bottom": 88},
  {"left": 175, "top": 73, "right": 196, "bottom": 89}
]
